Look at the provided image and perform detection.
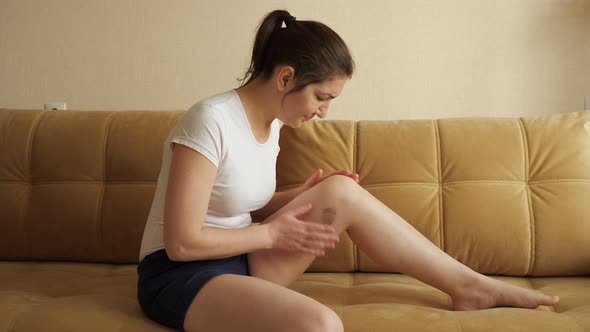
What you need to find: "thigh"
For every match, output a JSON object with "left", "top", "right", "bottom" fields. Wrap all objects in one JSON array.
[
  {"left": 249, "top": 175, "right": 358, "bottom": 287},
  {"left": 183, "top": 274, "right": 343, "bottom": 332},
  {"left": 137, "top": 250, "right": 251, "bottom": 331}
]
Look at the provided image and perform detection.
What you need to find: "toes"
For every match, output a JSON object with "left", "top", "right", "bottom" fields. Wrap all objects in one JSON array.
[
  {"left": 536, "top": 294, "right": 559, "bottom": 306},
  {"left": 544, "top": 295, "right": 560, "bottom": 305},
  {"left": 517, "top": 291, "right": 559, "bottom": 308}
]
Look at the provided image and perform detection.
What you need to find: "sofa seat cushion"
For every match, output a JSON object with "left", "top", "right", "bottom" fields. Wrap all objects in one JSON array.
[
  {"left": 1, "top": 262, "right": 589, "bottom": 332},
  {"left": 294, "top": 273, "right": 590, "bottom": 331},
  {"left": 0, "top": 262, "right": 163, "bottom": 332}
]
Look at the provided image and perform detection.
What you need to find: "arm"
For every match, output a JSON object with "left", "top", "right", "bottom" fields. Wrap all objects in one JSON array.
[
  {"left": 250, "top": 186, "right": 305, "bottom": 222},
  {"left": 175, "top": 225, "right": 272, "bottom": 261},
  {"left": 249, "top": 168, "right": 361, "bottom": 222},
  {"left": 163, "top": 143, "right": 272, "bottom": 261}
]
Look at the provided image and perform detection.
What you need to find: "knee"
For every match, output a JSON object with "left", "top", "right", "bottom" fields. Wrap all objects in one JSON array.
[
  {"left": 297, "top": 306, "right": 343, "bottom": 332},
  {"left": 314, "top": 174, "right": 360, "bottom": 202}
]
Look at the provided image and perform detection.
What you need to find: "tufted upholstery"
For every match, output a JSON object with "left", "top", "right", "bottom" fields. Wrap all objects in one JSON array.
[
  {"left": 279, "top": 114, "right": 590, "bottom": 277},
  {"left": 1, "top": 108, "right": 589, "bottom": 331}
]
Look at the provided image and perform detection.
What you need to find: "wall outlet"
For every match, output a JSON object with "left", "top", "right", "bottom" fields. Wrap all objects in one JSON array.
[
  {"left": 44, "top": 102, "right": 67, "bottom": 110},
  {"left": 585, "top": 97, "right": 590, "bottom": 110}
]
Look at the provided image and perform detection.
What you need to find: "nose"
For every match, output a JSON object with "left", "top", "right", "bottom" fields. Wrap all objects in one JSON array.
[{"left": 316, "top": 107, "right": 328, "bottom": 119}]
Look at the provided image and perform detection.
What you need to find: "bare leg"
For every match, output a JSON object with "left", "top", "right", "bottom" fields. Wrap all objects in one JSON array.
[
  {"left": 249, "top": 175, "right": 559, "bottom": 311},
  {"left": 343, "top": 178, "right": 559, "bottom": 310},
  {"left": 183, "top": 274, "right": 343, "bottom": 332}
]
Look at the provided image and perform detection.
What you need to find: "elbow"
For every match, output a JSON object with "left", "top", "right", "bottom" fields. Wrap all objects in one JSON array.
[
  {"left": 164, "top": 242, "right": 184, "bottom": 262},
  {"left": 164, "top": 233, "right": 188, "bottom": 261},
  {"left": 164, "top": 222, "right": 205, "bottom": 261},
  {"left": 164, "top": 234, "right": 204, "bottom": 262}
]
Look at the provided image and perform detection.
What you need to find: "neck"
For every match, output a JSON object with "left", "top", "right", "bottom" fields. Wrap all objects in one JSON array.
[{"left": 234, "top": 78, "right": 278, "bottom": 132}]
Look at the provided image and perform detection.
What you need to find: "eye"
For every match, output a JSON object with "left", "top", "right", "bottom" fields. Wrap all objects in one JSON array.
[{"left": 316, "top": 95, "right": 327, "bottom": 101}]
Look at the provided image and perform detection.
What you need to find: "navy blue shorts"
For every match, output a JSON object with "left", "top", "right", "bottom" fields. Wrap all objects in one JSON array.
[{"left": 136, "top": 249, "right": 250, "bottom": 331}]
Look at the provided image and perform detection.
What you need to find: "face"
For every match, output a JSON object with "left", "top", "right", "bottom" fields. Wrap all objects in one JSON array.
[{"left": 279, "top": 74, "right": 348, "bottom": 128}]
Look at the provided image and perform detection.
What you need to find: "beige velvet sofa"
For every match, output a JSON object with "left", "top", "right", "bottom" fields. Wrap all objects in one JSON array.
[{"left": 1, "top": 108, "right": 589, "bottom": 332}]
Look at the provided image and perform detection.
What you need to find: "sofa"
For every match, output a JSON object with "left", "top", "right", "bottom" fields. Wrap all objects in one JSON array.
[{"left": 0, "top": 107, "right": 589, "bottom": 332}]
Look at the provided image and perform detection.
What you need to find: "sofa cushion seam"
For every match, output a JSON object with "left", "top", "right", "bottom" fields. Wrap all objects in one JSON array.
[
  {"left": 434, "top": 119, "right": 444, "bottom": 251},
  {"left": 518, "top": 118, "right": 535, "bottom": 275},
  {"left": 24, "top": 111, "right": 50, "bottom": 258},
  {"left": 96, "top": 113, "right": 117, "bottom": 257}
]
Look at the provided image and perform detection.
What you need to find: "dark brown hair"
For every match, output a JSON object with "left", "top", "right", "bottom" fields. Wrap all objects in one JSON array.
[{"left": 237, "top": 9, "right": 355, "bottom": 96}]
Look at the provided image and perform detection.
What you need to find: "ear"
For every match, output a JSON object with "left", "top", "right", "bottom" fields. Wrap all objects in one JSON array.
[{"left": 275, "top": 65, "right": 295, "bottom": 92}]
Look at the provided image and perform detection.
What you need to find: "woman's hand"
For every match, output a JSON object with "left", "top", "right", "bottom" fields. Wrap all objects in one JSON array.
[
  {"left": 301, "top": 169, "right": 359, "bottom": 192},
  {"left": 264, "top": 203, "right": 339, "bottom": 256}
]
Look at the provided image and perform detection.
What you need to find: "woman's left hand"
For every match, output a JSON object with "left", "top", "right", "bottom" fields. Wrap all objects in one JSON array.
[{"left": 300, "top": 169, "right": 360, "bottom": 192}]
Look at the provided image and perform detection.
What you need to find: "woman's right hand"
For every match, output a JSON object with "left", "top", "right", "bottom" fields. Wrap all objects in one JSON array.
[{"left": 264, "top": 203, "right": 340, "bottom": 256}]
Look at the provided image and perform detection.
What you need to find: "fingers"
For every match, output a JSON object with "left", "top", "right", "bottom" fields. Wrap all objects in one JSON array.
[
  {"left": 299, "top": 223, "right": 339, "bottom": 256},
  {"left": 287, "top": 201, "right": 341, "bottom": 256},
  {"left": 326, "top": 170, "right": 360, "bottom": 182},
  {"left": 297, "top": 241, "right": 325, "bottom": 256},
  {"left": 304, "top": 223, "right": 339, "bottom": 241},
  {"left": 293, "top": 203, "right": 313, "bottom": 218},
  {"left": 310, "top": 169, "right": 361, "bottom": 186},
  {"left": 293, "top": 227, "right": 338, "bottom": 256},
  {"left": 297, "top": 239, "right": 336, "bottom": 256}
]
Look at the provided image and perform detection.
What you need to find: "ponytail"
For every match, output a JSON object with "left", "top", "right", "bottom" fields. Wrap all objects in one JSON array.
[{"left": 237, "top": 9, "right": 355, "bottom": 95}]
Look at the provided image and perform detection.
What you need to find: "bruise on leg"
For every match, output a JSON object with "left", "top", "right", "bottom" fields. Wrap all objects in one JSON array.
[{"left": 321, "top": 207, "right": 337, "bottom": 225}]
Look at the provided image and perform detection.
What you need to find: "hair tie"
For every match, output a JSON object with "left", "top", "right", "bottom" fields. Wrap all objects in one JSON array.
[{"left": 284, "top": 15, "right": 296, "bottom": 27}]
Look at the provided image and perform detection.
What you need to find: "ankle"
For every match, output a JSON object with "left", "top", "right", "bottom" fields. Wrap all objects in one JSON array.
[{"left": 448, "top": 273, "right": 486, "bottom": 299}]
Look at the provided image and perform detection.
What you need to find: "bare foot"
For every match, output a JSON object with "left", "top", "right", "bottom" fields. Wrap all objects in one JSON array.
[{"left": 451, "top": 276, "right": 560, "bottom": 311}]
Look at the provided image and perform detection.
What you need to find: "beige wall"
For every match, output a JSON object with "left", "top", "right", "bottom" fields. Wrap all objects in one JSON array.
[{"left": 0, "top": 0, "right": 589, "bottom": 120}]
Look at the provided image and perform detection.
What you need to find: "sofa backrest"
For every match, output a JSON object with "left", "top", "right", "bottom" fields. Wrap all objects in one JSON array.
[
  {"left": 0, "top": 110, "right": 183, "bottom": 264},
  {"left": 1, "top": 109, "right": 589, "bottom": 276}
]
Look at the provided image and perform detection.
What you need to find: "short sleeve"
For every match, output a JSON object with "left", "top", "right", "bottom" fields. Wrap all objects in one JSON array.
[{"left": 170, "top": 105, "right": 225, "bottom": 168}]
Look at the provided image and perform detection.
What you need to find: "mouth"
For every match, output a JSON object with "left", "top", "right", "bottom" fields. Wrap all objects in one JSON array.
[{"left": 303, "top": 114, "right": 314, "bottom": 121}]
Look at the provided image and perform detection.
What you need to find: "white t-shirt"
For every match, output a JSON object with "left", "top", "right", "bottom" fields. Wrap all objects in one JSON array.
[{"left": 138, "top": 89, "right": 281, "bottom": 261}]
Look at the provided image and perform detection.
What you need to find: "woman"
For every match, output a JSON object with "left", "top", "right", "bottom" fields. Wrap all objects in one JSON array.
[{"left": 137, "top": 9, "right": 560, "bottom": 332}]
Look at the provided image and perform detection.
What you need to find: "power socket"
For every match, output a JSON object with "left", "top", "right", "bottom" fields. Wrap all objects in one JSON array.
[
  {"left": 585, "top": 97, "right": 590, "bottom": 110},
  {"left": 44, "top": 102, "right": 67, "bottom": 110}
]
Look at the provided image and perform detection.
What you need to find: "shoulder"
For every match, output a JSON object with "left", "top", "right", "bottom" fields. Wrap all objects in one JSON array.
[
  {"left": 190, "top": 89, "right": 236, "bottom": 113},
  {"left": 183, "top": 90, "right": 237, "bottom": 125},
  {"left": 183, "top": 104, "right": 225, "bottom": 129},
  {"left": 196, "top": 89, "right": 236, "bottom": 107}
]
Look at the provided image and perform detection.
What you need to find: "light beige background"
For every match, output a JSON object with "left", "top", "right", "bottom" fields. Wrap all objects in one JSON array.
[{"left": 0, "top": 0, "right": 589, "bottom": 119}]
